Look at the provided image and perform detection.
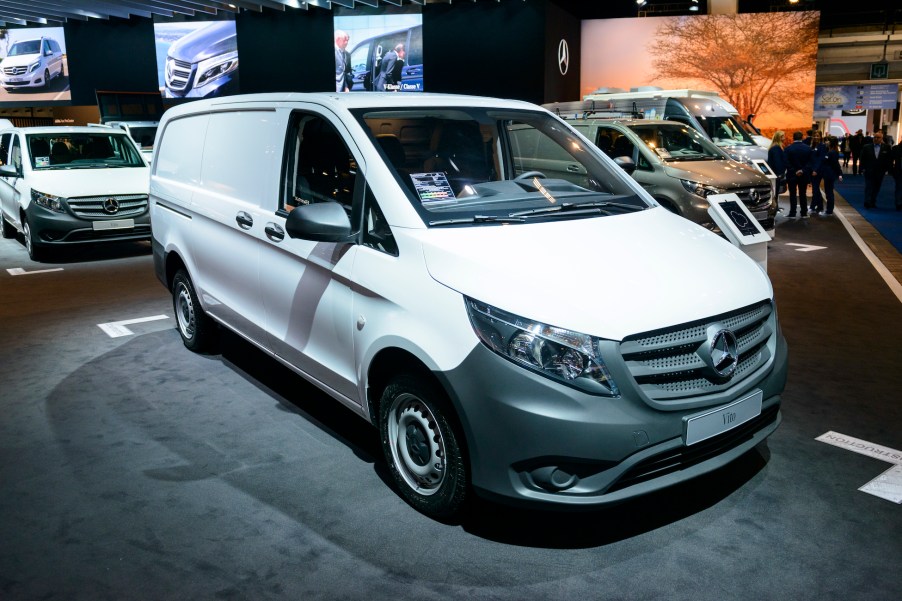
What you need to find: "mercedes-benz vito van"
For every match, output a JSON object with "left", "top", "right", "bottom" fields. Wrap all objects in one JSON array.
[
  {"left": 0, "top": 126, "right": 150, "bottom": 261},
  {"left": 0, "top": 36, "right": 64, "bottom": 91},
  {"left": 150, "top": 93, "right": 787, "bottom": 519}
]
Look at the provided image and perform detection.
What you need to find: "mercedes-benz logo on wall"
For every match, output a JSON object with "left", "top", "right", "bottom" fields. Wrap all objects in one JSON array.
[
  {"left": 102, "top": 198, "right": 120, "bottom": 215},
  {"left": 557, "top": 39, "right": 570, "bottom": 76}
]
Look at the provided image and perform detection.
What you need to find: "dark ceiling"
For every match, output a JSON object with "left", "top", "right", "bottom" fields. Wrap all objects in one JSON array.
[{"left": 0, "top": 0, "right": 899, "bottom": 31}]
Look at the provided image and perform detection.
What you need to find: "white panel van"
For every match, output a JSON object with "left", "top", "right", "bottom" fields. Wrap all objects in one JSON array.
[{"left": 150, "top": 93, "right": 788, "bottom": 519}]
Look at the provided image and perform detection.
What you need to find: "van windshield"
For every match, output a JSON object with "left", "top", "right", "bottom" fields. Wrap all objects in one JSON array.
[
  {"left": 26, "top": 133, "right": 146, "bottom": 170},
  {"left": 700, "top": 115, "right": 756, "bottom": 147},
  {"left": 628, "top": 123, "right": 725, "bottom": 161},
  {"left": 352, "top": 107, "right": 648, "bottom": 226},
  {"left": 9, "top": 41, "right": 41, "bottom": 56}
]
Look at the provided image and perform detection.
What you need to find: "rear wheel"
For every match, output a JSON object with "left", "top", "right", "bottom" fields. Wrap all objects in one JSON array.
[
  {"left": 1, "top": 216, "right": 14, "bottom": 239},
  {"left": 379, "top": 373, "right": 467, "bottom": 519},
  {"left": 172, "top": 269, "right": 218, "bottom": 352}
]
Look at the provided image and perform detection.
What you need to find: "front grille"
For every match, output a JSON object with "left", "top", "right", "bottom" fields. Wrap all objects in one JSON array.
[
  {"left": 620, "top": 301, "right": 774, "bottom": 401},
  {"left": 67, "top": 195, "right": 148, "bottom": 219},
  {"left": 2, "top": 66, "right": 27, "bottom": 76},
  {"left": 607, "top": 404, "right": 780, "bottom": 492},
  {"left": 727, "top": 185, "right": 772, "bottom": 211},
  {"left": 165, "top": 57, "right": 193, "bottom": 91}
]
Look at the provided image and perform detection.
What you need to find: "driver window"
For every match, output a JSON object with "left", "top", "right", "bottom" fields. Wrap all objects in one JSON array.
[
  {"left": 282, "top": 113, "right": 358, "bottom": 216},
  {"left": 10, "top": 137, "right": 21, "bottom": 170}
]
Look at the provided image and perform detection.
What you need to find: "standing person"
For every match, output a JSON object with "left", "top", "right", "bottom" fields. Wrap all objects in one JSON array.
[
  {"left": 375, "top": 43, "right": 405, "bottom": 91},
  {"left": 817, "top": 136, "right": 843, "bottom": 216},
  {"left": 891, "top": 137, "right": 902, "bottom": 211},
  {"left": 809, "top": 131, "right": 826, "bottom": 214},
  {"left": 768, "top": 130, "right": 787, "bottom": 196},
  {"left": 860, "top": 131, "right": 892, "bottom": 208},
  {"left": 849, "top": 129, "right": 864, "bottom": 175},
  {"left": 334, "top": 30, "right": 352, "bottom": 93},
  {"left": 841, "top": 133, "right": 851, "bottom": 168},
  {"left": 784, "top": 131, "right": 813, "bottom": 218}
]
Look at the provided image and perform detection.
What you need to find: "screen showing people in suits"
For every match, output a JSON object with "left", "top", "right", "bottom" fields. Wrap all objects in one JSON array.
[
  {"left": 154, "top": 20, "right": 240, "bottom": 100},
  {"left": 0, "top": 26, "right": 71, "bottom": 106},
  {"left": 333, "top": 8, "right": 423, "bottom": 93}
]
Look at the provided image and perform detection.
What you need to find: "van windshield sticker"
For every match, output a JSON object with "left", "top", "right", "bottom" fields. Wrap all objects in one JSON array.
[
  {"left": 654, "top": 147, "right": 672, "bottom": 159},
  {"left": 35, "top": 156, "right": 50, "bottom": 167},
  {"left": 410, "top": 172, "right": 456, "bottom": 203}
]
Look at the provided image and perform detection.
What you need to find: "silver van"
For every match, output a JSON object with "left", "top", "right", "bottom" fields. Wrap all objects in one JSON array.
[{"left": 567, "top": 117, "right": 776, "bottom": 233}]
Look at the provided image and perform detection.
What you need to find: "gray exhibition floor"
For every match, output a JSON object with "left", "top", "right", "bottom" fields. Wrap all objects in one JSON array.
[{"left": 1, "top": 197, "right": 901, "bottom": 600}]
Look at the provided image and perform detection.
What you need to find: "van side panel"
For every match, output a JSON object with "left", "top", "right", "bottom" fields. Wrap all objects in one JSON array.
[{"left": 188, "top": 109, "right": 285, "bottom": 346}]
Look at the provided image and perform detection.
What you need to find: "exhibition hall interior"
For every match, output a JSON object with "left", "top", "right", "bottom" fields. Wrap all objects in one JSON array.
[{"left": 1, "top": 0, "right": 900, "bottom": 599}]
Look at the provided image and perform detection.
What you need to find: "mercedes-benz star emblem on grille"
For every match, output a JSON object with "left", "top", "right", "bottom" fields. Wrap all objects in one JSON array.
[
  {"left": 709, "top": 329, "right": 739, "bottom": 378},
  {"left": 102, "top": 198, "right": 120, "bottom": 215},
  {"left": 557, "top": 39, "right": 570, "bottom": 76},
  {"left": 750, "top": 189, "right": 759, "bottom": 201}
]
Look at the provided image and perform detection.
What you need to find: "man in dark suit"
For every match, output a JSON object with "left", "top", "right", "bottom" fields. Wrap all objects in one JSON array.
[
  {"left": 334, "top": 30, "right": 352, "bottom": 93},
  {"left": 784, "top": 131, "right": 813, "bottom": 218},
  {"left": 849, "top": 129, "right": 864, "bottom": 174},
  {"left": 375, "top": 43, "right": 405, "bottom": 91},
  {"left": 860, "top": 131, "right": 892, "bottom": 208}
]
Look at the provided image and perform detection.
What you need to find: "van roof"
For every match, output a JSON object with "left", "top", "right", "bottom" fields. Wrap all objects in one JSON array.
[
  {"left": 161, "top": 92, "right": 543, "bottom": 119},
  {"left": 8, "top": 126, "right": 131, "bottom": 135}
]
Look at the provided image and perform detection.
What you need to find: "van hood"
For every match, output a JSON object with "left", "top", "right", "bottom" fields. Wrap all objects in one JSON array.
[
  {"left": 663, "top": 159, "right": 767, "bottom": 188},
  {"left": 420, "top": 208, "right": 772, "bottom": 341},
  {"left": 2, "top": 54, "right": 40, "bottom": 68},
  {"left": 27, "top": 167, "right": 150, "bottom": 198},
  {"left": 169, "top": 22, "right": 236, "bottom": 64},
  {"left": 717, "top": 143, "right": 769, "bottom": 164}
]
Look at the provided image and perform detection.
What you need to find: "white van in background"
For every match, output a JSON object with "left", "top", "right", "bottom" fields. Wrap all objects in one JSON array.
[{"left": 150, "top": 92, "right": 787, "bottom": 519}]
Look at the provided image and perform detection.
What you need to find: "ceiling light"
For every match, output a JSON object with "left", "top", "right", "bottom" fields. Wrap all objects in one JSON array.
[{"left": 636, "top": 0, "right": 647, "bottom": 6}]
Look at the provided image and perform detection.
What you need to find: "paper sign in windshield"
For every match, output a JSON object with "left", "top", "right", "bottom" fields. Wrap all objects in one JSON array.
[{"left": 411, "top": 172, "right": 456, "bottom": 203}]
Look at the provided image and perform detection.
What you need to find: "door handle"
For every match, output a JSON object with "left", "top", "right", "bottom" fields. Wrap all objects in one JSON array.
[
  {"left": 264, "top": 222, "right": 285, "bottom": 242},
  {"left": 235, "top": 211, "right": 253, "bottom": 230}
]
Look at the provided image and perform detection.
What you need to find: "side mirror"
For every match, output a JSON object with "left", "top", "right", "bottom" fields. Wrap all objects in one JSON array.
[
  {"left": 614, "top": 156, "right": 636, "bottom": 175},
  {"left": 285, "top": 202, "right": 353, "bottom": 242},
  {"left": 0, "top": 164, "right": 21, "bottom": 178}
]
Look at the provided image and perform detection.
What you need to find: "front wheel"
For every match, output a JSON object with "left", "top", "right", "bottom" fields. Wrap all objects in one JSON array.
[
  {"left": 23, "top": 218, "right": 46, "bottom": 262},
  {"left": 380, "top": 374, "right": 467, "bottom": 519},
  {"left": 172, "top": 269, "right": 218, "bottom": 352},
  {"left": 43, "top": 69, "right": 50, "bottom": 88}
]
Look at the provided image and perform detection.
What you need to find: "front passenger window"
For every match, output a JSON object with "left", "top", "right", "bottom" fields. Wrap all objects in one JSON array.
[{"left": 283, "top": 115, "right": 357, "bottom": 214}]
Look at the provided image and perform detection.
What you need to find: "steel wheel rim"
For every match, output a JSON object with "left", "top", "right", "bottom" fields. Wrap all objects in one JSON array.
[
  {"left": 24, "top": 221, "right": 33, "bottom": 256},
  {"left": 175, "top": 282, "right": 196, "bottom": 340},
  {"left": 387, "top": 392, "right": 446, "bottom": 496}
]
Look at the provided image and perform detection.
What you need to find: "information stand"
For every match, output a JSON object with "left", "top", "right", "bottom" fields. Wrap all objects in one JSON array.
[
  {"left": 751, "top": 158, "right": 778, "bottom": 206},
  {"left": 707, "top": 193, "right": 769, "bottom": 272}
]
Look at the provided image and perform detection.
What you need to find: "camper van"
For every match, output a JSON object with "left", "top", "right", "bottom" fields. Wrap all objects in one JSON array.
[{"left": 578, "top": 88, "right": 770, "bottom": 166}]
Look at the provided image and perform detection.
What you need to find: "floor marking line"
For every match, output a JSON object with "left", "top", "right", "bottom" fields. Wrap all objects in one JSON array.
[
  {"left": 816, "top": 431, "right": 902, "bottom": 505},
  {"left": 7, "top": 267, "right": 64, "bottom": 276},
  {"left": 834, "top": 207, "right": 902, "bottom": 304},
  {"left": 98, "top": 315, "right": 169, "bottom": 338},
  {"left": 785, "top": 242, "right": 827, "bottom": 252}
]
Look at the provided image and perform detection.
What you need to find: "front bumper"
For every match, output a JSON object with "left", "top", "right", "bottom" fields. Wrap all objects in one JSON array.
[
  {"left": 434, "top": 315, "right": 788, "bottom": 508},
  {"left": 1, "top": 70, "right": 45, "bottom": 88},
  {"left": 26, "top": 203, "right": 151, "bottom": 246}
]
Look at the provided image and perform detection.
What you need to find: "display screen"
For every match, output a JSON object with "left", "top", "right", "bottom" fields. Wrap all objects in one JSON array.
[
  {"left": 154, "top": 20, "right": 240, "bottom": 100},
  {"left": 755, "top": 161, "right": 773, "bottom": 176},
  {"left": 720, "top": 200, "right": 760, "bottom": 237},
  {"left": 0, "top": 26, "right": 71, "bottom": 106},
  {"left": 333, "top": 8, "right": 423, "bottom": 93}
]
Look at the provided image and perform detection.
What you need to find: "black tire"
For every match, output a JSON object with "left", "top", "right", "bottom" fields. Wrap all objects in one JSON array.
[
  {"left": 23, "top": 217, "right": 46, "bottom": 262},
  {"left": 379, "top": 373, "right": 467, "bottom": 519},
  {"left": 43, "top": 69, "right": 50, "bottom": 88},
  {"left": 1, "top": 216, "right": 14, "bottom": 239},
  {"left": 172, "top": 269, "right": 218, "bottom": 352}
]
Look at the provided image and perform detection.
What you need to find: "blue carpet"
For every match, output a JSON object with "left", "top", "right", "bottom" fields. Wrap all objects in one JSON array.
[{"left": 834, "top": 173, "right": 902, "bottom": 254}]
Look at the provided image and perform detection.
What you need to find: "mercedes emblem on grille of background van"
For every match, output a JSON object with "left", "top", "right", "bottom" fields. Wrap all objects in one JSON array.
[{"left": 102, "top": 198, "right": 120, "bottom": 215}]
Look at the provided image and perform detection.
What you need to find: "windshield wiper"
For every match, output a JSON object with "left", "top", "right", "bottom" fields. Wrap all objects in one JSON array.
[
  {"left": 509, "top": 200, "right": 645, "bottom": 217},
  {"left": 429, "top": 214, "right": 527, "bottom": 226}
]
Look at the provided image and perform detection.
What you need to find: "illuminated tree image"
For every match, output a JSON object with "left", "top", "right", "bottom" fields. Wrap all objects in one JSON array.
[{"left": 650, "top": 12, "right": 820, "bottom": 125}]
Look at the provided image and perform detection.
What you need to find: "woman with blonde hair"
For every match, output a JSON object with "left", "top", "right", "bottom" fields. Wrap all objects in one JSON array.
[{"left": 768, "top": 130, "right": 787, "bottom": 195}]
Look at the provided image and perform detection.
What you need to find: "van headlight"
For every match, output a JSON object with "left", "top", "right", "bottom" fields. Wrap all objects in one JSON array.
[
  {"left": 465, "top": 298, "right": 619, "bottom": 396},
  {"left": 195, "top": 52, "right": 238, "bottom": 88},
  {"left": 31, "top": 189, "right": 65, "bottom": 213},
  {"left": 29, "top": 61, "right": 42, "bottom": 73},
  {"left": 680, "top": 179, "right": 721, "bottom": 199}
]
